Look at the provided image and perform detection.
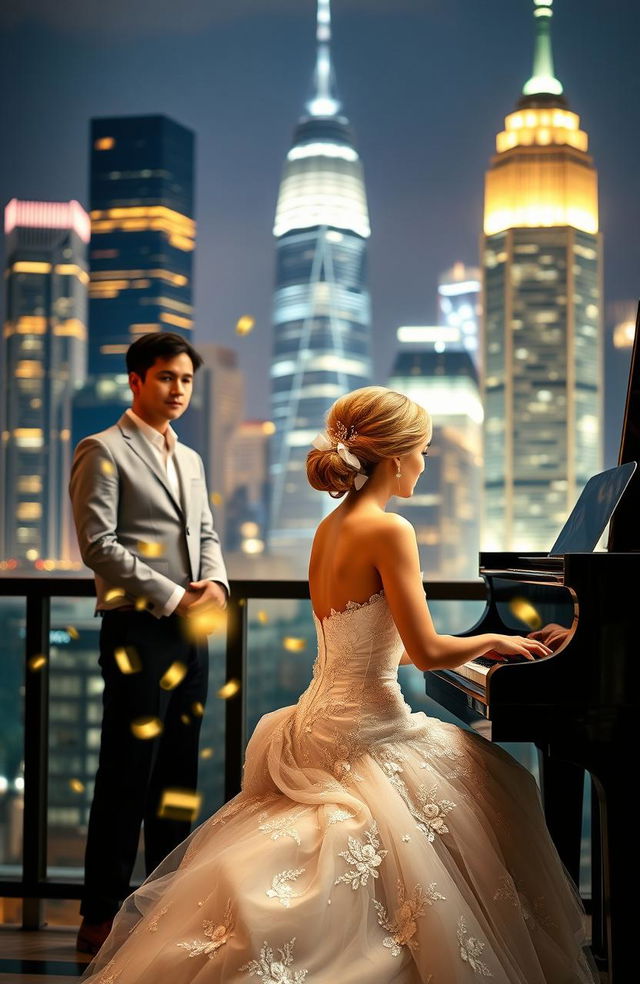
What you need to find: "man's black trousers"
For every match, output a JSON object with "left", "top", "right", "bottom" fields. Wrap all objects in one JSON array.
[{"left": 80, "top": 609, "right": 208, "bottom": 922}]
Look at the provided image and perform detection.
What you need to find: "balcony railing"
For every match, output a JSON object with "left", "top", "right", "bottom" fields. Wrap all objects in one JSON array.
[{"left": 0, "top": 575, "right": 486, "bottom": 928}]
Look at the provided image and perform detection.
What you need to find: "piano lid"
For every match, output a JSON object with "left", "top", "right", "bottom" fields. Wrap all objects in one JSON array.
[{"left": 608, "top": 300, "right": 640, "bottom": 552}]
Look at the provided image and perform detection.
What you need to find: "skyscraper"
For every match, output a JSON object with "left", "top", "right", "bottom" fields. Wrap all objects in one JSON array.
[
  {"left": 482, "top": 0, "right": 602, "bottom": 551},
  {"left": 1, "top": 200, "right": 89, "bottom": 566},
  {"left": 438, "top": 263, "right": 482, "bottom": 374},
  {"left": 73, "top": 115, "right": 197, "bottom": 447},
  {"left": 388, "top": 326, "right": 482, "bottom": 579},
  {"left": 269, "top": 0, "right": 372, "bottom": 573},
  {"left": 196, "top": 343, "right": 246, "bottom": 544},
  {"left": 88, "top": 115, "right": 195, "bottom": 376}
]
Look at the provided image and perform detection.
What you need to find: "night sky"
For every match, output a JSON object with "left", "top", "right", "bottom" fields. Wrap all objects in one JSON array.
[{"left": 1, "top": 0, "right": 638, "bottom": 462}]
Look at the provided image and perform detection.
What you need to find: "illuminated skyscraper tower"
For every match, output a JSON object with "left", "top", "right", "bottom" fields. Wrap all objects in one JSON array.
[
  {"left": 88, "top": 115, "right": 195, "bottom": 376},
  {"left": 269, "top": 0, "right": 371, "bottom": 571},
  {"left": 73, "top": 115, "right": 200, "bottom": 449},
  {"left": 1, "top": 200, "right": 89, "bottom": 566},
  {"left": 482, "top": 0, "right": 602, "bottom": 551}
]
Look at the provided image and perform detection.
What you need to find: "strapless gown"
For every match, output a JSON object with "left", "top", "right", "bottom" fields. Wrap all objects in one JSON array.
[{"left": 83, "top": 589, "right": 598, "bottom": 983}]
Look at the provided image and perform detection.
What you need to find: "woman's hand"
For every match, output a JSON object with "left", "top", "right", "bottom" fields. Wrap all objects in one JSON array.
[
  {"left": 526, "top": 623, "right": 571, "bottom": 652},
  {"left": 483, "top": 634, "right": 553, "bottom": 662}
]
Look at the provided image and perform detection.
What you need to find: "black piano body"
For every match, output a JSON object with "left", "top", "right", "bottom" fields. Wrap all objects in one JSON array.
[{"left": 425, "top": 549, "right": 636, "bottom": 980}]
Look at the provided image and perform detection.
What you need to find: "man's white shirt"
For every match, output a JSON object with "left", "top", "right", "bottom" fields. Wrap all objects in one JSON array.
[{"left": 125, "top": 409, "right": 185, "bottom": 616}]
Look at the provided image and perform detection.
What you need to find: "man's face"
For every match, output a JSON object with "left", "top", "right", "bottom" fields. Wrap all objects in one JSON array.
[{"left": 130, "top": 353, "right": 195, "bottom": 424}]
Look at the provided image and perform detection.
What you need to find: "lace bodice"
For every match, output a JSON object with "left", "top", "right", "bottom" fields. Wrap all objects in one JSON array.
[
  {"left": 288, "top": 590, "right": 411, "bottom": 782},
  {"left": 311, "top": 588, "right": 405, "bottom": 686}
]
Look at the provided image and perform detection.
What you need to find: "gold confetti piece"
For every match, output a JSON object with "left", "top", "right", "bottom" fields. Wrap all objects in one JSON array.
[
  {"left": 210, "top": 491, "right": 223, "bottom": 506},
  {"left": 200, "top": 747, "right": 214, "bottom": 759},
  {"left": 66, "top": 625, "right": 79, "bottom": 640},
  {"left": 114, "top": 645, "right": 142, "bottom": 674},
  {"left": 235, "top": 314, "right": 255, "bottom": 336},
  {"left": 159, "top": 661, "right": 187, "bottom": 691},
  {"left": 183, "top": 606, "right": 227, "bottom": 640},
  {"left": 191, "top": 701, "right": 204, "bottom": 717},
  {"left": 135, "top": 596, "right": 148, "bottom": 611},
  {"left": 131, "top": 716, "right": 163, "bottom": 740},
  {"left": 181, "top": 713, "right": 191, "bottom": 725},
  {"left": 100, "top": 459, "right": 115, "bottom": 476},
  {"left": 69, "top": 778, "right": 85, "bottom": 794},
  {"left": 28, "top": 654, "right": 47, "bottom": 672},
  {"left": 508, "top": 597, "right": 543, "bottom": 630},
  {"left": 257, "top": 610, "right": 269, "bottom": 624},
  {"left": 283, "top": 636, "right": 306, "bottom": 652},
  {"left": 157, "top": 788, "right": 202, "bottom": 822},
  {"left": 217, "top": 679, "right": 241, "bottom": 700},
  {"left": 104, "top": 587, "right": 126, "bottom": 603},
  {"left": 262, "top": 421, "right": 276, "bottom": 435},
  {"left": 137, "top": 540, "right": 165, "bottom": 558}
]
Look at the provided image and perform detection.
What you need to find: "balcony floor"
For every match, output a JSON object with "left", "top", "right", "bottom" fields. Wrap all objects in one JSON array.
[{"left": 0, "top": 921, "right": 609, "bottom": 982}]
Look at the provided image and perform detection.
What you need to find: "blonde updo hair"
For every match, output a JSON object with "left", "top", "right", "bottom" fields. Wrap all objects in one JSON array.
[{"left": 307, "top": 386, "right": 432, "bottom": 498}]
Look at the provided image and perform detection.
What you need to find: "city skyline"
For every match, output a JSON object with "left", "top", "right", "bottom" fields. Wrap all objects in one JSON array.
[{"left": 0, "top": 0, "right": 636, "bottom": 444}]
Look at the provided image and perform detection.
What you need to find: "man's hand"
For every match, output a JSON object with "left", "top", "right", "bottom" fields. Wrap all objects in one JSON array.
[
  {"left": 186, "top": 580, "right": 227, "bottom": 612},
  {"left": 176, "top": 587, "right": 204, "bottom": 616}
]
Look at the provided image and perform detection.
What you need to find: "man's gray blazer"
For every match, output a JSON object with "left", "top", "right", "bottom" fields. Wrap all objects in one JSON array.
[{"left": 69, "top": 412, "right": 229, "bottom": 618}]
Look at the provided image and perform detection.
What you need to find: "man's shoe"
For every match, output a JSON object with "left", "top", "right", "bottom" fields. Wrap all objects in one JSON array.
[{"left": 76, "top": 917, "right": 114, "bottom": 955}]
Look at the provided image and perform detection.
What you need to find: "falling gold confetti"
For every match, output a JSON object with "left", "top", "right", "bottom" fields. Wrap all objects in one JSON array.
[
  {"left": 191, "top": 701, "right": 204, "bottom": 717},
  {"left": 217, "top": 679, "right": 241, "bottom": 700},
  {"left": 183, "top": 606, "right": 227, "bottom": 640},
  {"left": 131, "top": 716, "right": 163, "bottom": 740},
  {"left": 210, "top": 491, "right": 223, "bottom": 507},
  {"left": 105, "top": 587, "right": 126, "bottom": 603},
  {"left": 100, "top": 459, "right": 115, "bottom": 476},
  {"left": 66, "top": 625, "right": 80, "bottom": 640},
  {"left": 69, "top": 778, "right": 85, "bottom": 794},
  {"left": 114, "top": 646, "right": 142, "bottom": 674},
  {"left": 135, "top": 596, "right": 149, "bottom": 611},
  {"left": 200, "top": 747, "right": 214, "bottom": 760},
  {"left": 508, "top": 597, "right": 543, "bottom": 631},
  {"left": 257, "top": 610, "right": 269, "bottom": 624},
  {"left": 235, "top": 315, "right": 255, "bottom": 336},
  {"left": 28, "top": 654, "right": 47, "bottom": 672},
  {"left": 157, "top": 788, "right": 202, "bottom": 822},
  {"left": 160, "top": 661, "right": 187, "bottom": 691},
  {"left": 180, "top": 713, "right": 191, "bottom": 725},
  {"left": 137, "top": 540, "right": 165, "bottom": 558},
  {"left": 283, "top": 636, "right": 306, "bottom": 652}
]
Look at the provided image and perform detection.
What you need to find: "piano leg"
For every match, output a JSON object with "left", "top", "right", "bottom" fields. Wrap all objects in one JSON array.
[
  {"left": 589, "top": 776, "right": 607, "bottom": 967},
  {"left": 535, "top": 743, "right": 584, "bottom": 887},
  {"left": 591, "top": 758, "right": 627, "bottom": 983}
]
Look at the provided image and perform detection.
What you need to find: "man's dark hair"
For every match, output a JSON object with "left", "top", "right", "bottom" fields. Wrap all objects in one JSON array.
[{"left": 126, "top": 332, "right": 204, "bottom": 380}]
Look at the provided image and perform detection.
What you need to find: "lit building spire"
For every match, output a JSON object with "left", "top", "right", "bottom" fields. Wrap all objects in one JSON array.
[
  {"left": 307, "top": 0, "right": 341, "bottom": 117},
  {"left": 522, "top": 0, "right": 563, "bottom": 97}
]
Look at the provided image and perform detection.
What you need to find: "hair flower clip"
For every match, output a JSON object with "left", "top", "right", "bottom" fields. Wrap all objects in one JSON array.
[{"left": 311, "top": 431, "right": 369, "bottom": 490}]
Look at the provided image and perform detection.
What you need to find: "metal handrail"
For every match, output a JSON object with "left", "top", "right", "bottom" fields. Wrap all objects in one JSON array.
[{"left": 0, "top": 576, "right": 486, "bottom": 922}]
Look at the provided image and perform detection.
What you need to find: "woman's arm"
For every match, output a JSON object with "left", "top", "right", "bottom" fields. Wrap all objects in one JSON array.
[{"left": 374, "top": 513, "right": 497, "bottom": 672}]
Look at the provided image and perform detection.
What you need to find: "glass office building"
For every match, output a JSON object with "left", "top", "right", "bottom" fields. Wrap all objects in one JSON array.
[
  {"left": 73, "top": 115, "right": 197, "bottom": 447},
  {"left": 269, "top": 0, "right": 372, "bottom": 574},
  {"left": 1, "top": 200, "right": 89, "bottom": 567},
  {"left": 482, "top": 0, "right": 603, "bottom": 550}
]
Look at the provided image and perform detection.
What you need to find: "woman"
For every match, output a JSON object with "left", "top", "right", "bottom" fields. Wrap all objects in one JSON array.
[{"left": 83, "top": 387, "right": 598, "bottom": 982}]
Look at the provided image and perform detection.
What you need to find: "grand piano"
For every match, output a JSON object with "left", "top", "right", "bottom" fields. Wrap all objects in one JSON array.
[{"left": 425, "top": 303, "right": 640, "bottom": 982}]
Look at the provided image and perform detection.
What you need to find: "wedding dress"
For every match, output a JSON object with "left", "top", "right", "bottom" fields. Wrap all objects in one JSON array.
[{"left": 83, "top": 588, "right": 598, "bottom": 983}]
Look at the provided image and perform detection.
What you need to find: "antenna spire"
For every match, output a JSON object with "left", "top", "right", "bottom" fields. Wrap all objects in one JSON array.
[
  {"left": 522, "top": 0, "right": 563, "bottom": 97},
  {"left": 307, "top": 0, "right": 341, "bottom": 117}
]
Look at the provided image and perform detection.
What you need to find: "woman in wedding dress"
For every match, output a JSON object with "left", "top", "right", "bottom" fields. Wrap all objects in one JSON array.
[{"left": 83, "top": 386, "right": 598, "bottom": 983}]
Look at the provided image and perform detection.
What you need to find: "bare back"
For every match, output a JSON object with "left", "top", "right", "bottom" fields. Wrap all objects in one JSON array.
[{"left": 308, "top": 503, "right": 390, "bottom": 621}]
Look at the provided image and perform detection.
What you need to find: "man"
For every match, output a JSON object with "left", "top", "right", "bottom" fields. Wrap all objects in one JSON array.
[{"left": 69, "top": 332, "right": 228, "bottom": 954}]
